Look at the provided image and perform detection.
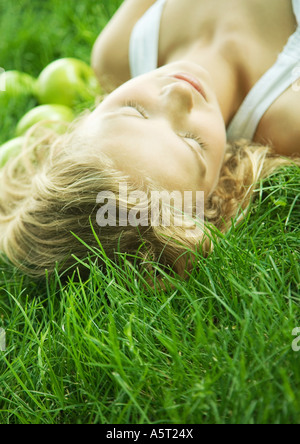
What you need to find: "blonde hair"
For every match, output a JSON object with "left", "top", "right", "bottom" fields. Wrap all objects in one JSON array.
[{"left": 0, "top": 113, "right": 299, "bottom": 281}]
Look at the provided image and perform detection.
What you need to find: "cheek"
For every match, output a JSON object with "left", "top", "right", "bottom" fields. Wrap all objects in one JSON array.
[
  {"left": 201, "top": 113, "right": 226, "bottom": 156},
  {"left": 107, "top": 75, "right": 155, "bottom": 103},
  {"left": 145, "top": 148, "right": 198, "bottom": 191},
  {"left": 215, "top": 128, "right": 226, "bottom": 165},
  {"left": 153, "top": 155, "right": 195, "bottom": 189}
]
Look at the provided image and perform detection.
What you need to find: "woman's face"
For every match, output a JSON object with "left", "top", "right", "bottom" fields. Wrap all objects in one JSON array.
[{"left": 84, "top": 61, "right": 226, "bottom": 198}]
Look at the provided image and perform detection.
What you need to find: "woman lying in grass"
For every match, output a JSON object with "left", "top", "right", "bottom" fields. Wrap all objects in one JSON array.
[{"left": 0, "top": 0, "right": 299, "bottom": 282}]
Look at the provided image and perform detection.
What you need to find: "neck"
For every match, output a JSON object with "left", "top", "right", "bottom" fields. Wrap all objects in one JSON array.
[{"left": 178, "top": 41, "right": 248, "bottom": 126}]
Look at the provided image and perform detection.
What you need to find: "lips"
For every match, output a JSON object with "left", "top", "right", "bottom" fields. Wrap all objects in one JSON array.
[{"left": 171, "top": 73, "right": 207, "bottom": 100}]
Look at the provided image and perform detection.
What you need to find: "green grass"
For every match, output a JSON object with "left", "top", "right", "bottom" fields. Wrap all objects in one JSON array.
[{"left": 0, "top": 0, "right": 299, "bottom": 425}]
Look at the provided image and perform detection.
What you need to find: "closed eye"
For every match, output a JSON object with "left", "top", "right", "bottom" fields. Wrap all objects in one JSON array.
[
  {"left": 182, "top": 132, "right": 208, "bottom": 151},
  {"left": 123, "top": 100, "right": 148, "bottom": 119},
  {"left": 123, "top": 102, "right": 207, "bottom": 150}
]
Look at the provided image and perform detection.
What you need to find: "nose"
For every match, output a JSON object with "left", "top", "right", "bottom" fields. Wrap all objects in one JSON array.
[{"left": 160, "top": 81, "right": 194, "bottom": 114}]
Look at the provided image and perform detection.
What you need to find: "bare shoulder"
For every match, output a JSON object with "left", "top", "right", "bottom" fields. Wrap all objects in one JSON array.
[
  {"left": 254, "top": 86, "right": 300, "bottom": 157},
  {"left": 92, "top": 0, "right": 157, "bottom": 91}
]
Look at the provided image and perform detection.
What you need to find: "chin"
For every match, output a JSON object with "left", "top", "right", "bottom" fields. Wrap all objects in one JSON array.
[{"left": 171, "top": 61, "right": 209, "bottom": 77}]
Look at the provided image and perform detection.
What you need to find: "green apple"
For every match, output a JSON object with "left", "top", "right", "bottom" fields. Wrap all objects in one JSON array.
[
  {"left": 36, "top": 58, "right": 101, "bottom": 107},
  {"left": 0, "top": 137, "right": 25, "bottom": 168},
  {"left": 0, "top": 70, "right": 37, "bottom": 98},
  {"left": 16, "top": 104, "right": 75, "bottom": 136}
]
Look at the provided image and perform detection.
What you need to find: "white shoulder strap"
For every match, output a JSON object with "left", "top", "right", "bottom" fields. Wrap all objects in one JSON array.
[
  {"left": 129, "top": 0, "right": 167, "bottom": 78},
  {"left": 227, "top": 3, "right": 300, "bottom": 141}
]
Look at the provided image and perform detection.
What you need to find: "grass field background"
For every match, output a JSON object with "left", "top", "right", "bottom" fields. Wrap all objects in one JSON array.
[{"left": 0, "top": 0, "right": 299, "bottom": 424}]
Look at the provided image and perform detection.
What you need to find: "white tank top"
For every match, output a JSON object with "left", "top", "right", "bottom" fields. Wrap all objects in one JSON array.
[{"left": 129, "top": 0, "right": 300, "bottom": 141}]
